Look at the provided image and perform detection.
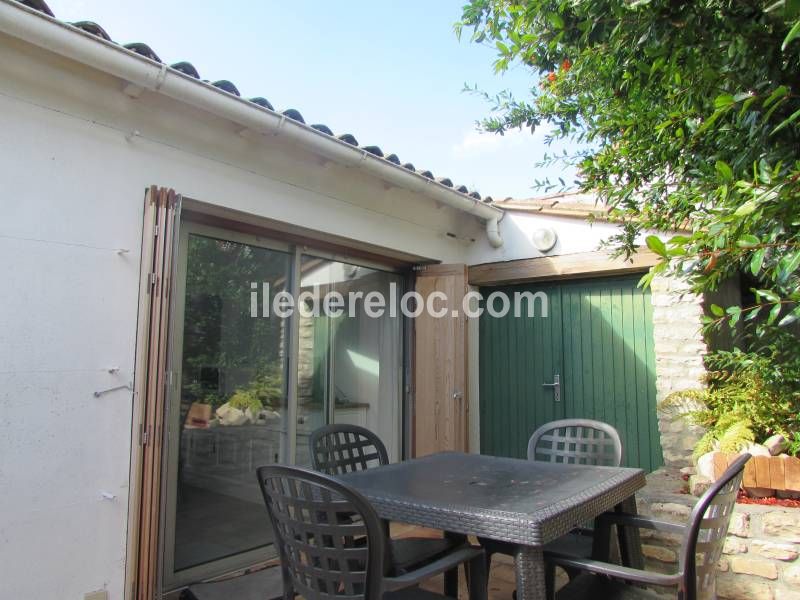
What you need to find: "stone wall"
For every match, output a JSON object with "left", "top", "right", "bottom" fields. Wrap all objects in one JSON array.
[
  {"left": 637, "top": 470, "right": 800, "bottom": 600},
  {"left": 645, "top": 275, "right": 800, "bottom": 599},
  {"left": 650, "top": 275, "right": 709, "bottom": 467}
]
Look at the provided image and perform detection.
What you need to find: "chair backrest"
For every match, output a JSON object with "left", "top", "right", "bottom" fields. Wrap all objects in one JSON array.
[
  {"left": 309, "top": 424, "right": 389, "bottom": 475},
  {"left": 257, "top": 464, "right": 388, "bottom": 600},
  {"left": 527, "top": 419, "right": 623, "bottom": 467},
  {"left": 679, "top": 453, "right": 750, "bottom": 600}
]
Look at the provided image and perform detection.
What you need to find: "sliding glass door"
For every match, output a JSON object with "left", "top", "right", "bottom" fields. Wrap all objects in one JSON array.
[
  {"left": 295, "top": 256, "right": 403, "bottom": 466},
  {"left": 163, "top": 222, "right": 404, "bottom": 590}
]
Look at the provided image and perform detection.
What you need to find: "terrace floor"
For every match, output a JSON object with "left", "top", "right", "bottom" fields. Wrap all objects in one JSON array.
[{"left": 393, "top": 524, "right": 568, "bottom": 600}]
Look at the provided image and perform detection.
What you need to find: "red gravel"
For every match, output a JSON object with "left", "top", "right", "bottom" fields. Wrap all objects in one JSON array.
[{"left": 737, "top": 490, "right": 800, "bottom": 508}]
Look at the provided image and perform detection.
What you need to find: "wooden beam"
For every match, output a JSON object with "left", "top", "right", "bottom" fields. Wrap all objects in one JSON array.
[{"left": 468, "top": 249, "right": 660, "bottom": 286}]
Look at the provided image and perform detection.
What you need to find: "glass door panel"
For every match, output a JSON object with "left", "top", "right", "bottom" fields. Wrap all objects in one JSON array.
[
  {"left": 165, "top": 228, "right": 291, "bottom": 587},
  {"left": 295, "top": 256, "right": 403, "bottom": 466}
]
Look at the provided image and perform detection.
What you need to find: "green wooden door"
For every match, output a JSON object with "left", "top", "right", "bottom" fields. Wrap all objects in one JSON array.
[{"left": 479, "top": 275, "right": 662, "bottom": 471}]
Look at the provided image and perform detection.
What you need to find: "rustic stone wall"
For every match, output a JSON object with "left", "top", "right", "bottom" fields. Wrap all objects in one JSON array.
[
  {"left": 650, "top": 275, "right": 709, "bottom": 467},
  {"left": 643, "top": 275, "right": 800, "bottom": 599},
  {"left": 637, "top": 470, "right": 800, "bottom": 600}
]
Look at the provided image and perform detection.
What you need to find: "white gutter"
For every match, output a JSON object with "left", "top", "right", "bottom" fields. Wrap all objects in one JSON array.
[{"left": 0, "top": 0, "right": 504, "bottom": 247}]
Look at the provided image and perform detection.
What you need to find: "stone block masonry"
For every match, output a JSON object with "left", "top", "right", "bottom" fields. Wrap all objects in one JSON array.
[{"left": 650, "top": 275, "right": 708, "bottom": 468}]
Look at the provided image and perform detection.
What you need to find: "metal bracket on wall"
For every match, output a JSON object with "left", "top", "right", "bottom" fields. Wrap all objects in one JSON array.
[{"left": 94, "top": 382, "right": 133, "bottom": 398}]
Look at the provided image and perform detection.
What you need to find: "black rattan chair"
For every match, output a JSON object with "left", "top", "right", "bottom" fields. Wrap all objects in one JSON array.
[
  {"left": 257, "top": 464, "right": 488, "bottom": 600},
  {"left": 309, "top": 424, "right": 464, "bottom": 584},
  {"left": 546, "top": 453, "right": 750, "bottom": 600},
  {"left": 480, "top": 420, "right": 624, "bottom": 588}
]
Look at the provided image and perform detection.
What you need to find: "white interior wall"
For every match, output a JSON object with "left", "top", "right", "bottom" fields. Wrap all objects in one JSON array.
[{"left": 0, "top": 32, "right": 477, "bottom": 600}]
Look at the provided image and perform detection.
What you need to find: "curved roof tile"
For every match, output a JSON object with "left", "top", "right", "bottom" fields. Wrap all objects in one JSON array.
[
  {"left": 310, "top": 123, "right": 334, "bottom": 135},
  {"left": 362, "top": 145, "right": 383, "bottom": 157},
  {"left": 213, "top": 80, "right": 240, "bottom": 96},
  {"left": 171, "top": 61, "right": 200, "bottom": 78},
  {"left": 17, "top": 0, "right": 488, "bottom": 203},
  {"left": 281, "top": 108, "right": 305, "bottom": 123},
  {"left": 123, "top": 42, "right": 161, "bottom": 63},
  {"left": 338, "top": 133, "right": 359, "bottom": 146},
  {"left": 249, "top": 97, "right": 274, "bottom": 110},
  {"left": 71, "top": 21, "right": 111, "bottom": 41},
  {"left": 20, "top": 0, "right": 53, "bottom": 17}
]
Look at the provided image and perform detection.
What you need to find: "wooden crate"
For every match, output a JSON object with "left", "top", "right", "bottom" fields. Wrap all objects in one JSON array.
[{"left": 713, "top": 453, "right": 800, "bottom": 491}]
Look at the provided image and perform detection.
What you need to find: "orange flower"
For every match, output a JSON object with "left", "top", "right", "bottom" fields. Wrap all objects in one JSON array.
[
  {"left": 547, "top": 71, "right": 557, "bottom": 82},
  {"left": 561, "top": 58, "right": 572, "bottom": 71}
]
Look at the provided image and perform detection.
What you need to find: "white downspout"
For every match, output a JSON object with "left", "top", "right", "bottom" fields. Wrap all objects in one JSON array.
[
  {"left": 0, "top": 0, "right": 504, "bottom": 247},
  {"left": 485, "top": 217, "right": 503, "bottom": 248}
]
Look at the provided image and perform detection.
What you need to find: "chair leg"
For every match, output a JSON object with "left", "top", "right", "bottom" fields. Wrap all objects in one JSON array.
[
  {"left": 444, "top": 532, "right": 468, "bottom": 597},
  {"left": 444, "top": 567, "right": 459, "bottom": 598},
  {"left": 467, "top": 552, "right": 488, "bottom": 600}
]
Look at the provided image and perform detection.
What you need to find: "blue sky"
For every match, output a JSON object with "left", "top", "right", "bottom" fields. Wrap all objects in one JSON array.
[{"left": 47, "top": 0, "right": 578, "bottom": 199}]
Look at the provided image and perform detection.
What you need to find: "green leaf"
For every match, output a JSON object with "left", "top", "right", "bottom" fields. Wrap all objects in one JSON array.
[
  {"left": 779, "top": 309, "right": 800, "bottom": 327},
  {"left": 770, "top": 108, "right": 800, "bottom": 135},
  {"left": 768, "top": 302, "right": 783, "bottom": 324},
  {"left": 645, "top": 235, "right": 667, "bottom": 257},
  {"left": 715, "top": 161, "right": 733, "bottom": 182},
  {"left": 728, "top": 306, "right": 742, "bottom": 328},
  {"left": 750, "top": 248, "right": 766, "bottom": 275},
  {"left": 734, "top": 200, "right": 758, "bottom": 217},
  {"left": 763, "top": 85, "right": 789, "bottom": 108},
  {"left": 714, "top": 94, "right": 736, "bottom": 109},
  {"left": 777, "top": 251, "right": 800, "bottom": 283},
  {"left": 710, "top": 304, "right": 725, "bottom": 317},
  {"left": 736, "top": 234, "right": 760, "bottom": 248},
  {"left": 757, "top": 289, "right": 781, "bottom": 303},
  {"left": 782, "top": 20, "right": 800, "bottom": 51},
  {"left": 547, "top": 12, "right": 564, "bottom": 29}
]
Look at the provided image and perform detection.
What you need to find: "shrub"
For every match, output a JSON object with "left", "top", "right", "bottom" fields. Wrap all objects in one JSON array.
[{"left": 688, "top": 330, "right": 800, "bottom": 458}]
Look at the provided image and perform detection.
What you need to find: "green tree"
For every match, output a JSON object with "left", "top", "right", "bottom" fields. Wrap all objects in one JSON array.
[{"left": 457, "top": 0, "right": 800, "bottom": 327}]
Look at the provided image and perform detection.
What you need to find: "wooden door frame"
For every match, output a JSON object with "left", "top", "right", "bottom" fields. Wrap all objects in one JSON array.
[{"left": 468, "top": 248, "right": 658, "bottom": 287}]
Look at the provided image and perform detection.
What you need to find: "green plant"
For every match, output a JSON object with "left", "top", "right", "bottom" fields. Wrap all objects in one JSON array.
[
  {"left": 228, "top": 389, "right": 263, "bottom": 414},
  {"left": 687, "top": 330, "right": 800, "bottom": 458},
  {"left": 692, "top": 413, "right": 755, "bottom": 461},
  {"left": 246, "top": 363, "right": 284, "bottom": 410}
]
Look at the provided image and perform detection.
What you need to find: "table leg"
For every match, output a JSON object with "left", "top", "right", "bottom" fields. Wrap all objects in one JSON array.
[
  {"left": 515, "top": 545, "right": 546, "bottom": 600},
  {"left": 617, "top": 496, "right": 644, "bottom": 570}
]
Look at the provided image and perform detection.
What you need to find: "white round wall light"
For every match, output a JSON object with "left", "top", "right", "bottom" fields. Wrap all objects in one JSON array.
[{"left": 531, "top": 227, "right": 558, "bottom": 253}]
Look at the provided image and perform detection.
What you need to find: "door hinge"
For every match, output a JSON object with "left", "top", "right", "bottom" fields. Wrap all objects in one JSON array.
[
  {"left": 140, "top": 424, "right": 150, "bottom": 446},
  {"left": 149, "top": 273, "right": 157, "bottom": 286}
]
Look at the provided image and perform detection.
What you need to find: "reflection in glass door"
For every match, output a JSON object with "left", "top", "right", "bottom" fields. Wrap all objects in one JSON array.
[
  {"left": 164, "top": 226, "right": 291, "bottom": 588},
  {"left": 162, "top": 224, "right": 406, "bottom": 591},
  {"left": 295, "top": 256, "right": 403, "bottom": 466}
]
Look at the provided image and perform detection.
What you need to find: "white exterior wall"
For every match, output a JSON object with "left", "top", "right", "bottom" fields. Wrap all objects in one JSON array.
[
  {"left": 0, "top": 32, "right": 476, "bottom": 600},
  {"left": 467, "top": 209, "right": 653, "bottom": 265}
]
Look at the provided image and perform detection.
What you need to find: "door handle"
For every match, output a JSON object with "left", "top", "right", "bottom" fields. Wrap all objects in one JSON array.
[
  {"left": 542, "top": 374, "right": 560, "bottom": 402},
  {"left": 452, "top": 391, "right": 463, "bottom": 402}
]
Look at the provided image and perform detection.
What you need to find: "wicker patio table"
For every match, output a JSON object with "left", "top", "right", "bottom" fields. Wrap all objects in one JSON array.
[{"left": 337, "top": 451, "right": 646, "bottom": 600}]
